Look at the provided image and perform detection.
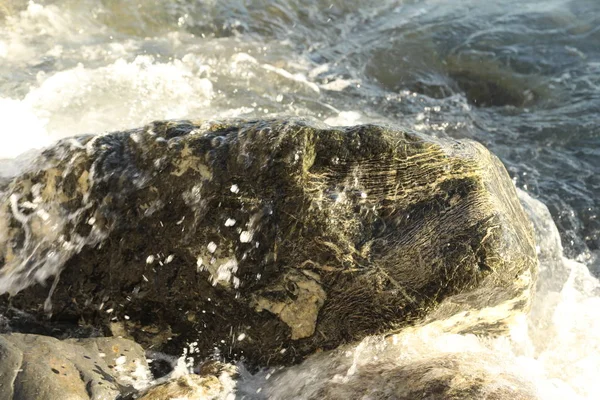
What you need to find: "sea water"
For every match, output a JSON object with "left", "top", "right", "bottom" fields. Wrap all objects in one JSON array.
[{"left": 1, "top": 1, "right": 599, "bottom": 398}]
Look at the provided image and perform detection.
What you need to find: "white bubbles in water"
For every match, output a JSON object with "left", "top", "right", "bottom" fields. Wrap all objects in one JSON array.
[
  {"left": 0, "top": 1, "right": 216, "bottom": 160},
  {"left": 26, "top": 57, "right": 214, "bottom": 138},
  {"left": 324, "top": 111, "right": 363, "bottom": 127}
]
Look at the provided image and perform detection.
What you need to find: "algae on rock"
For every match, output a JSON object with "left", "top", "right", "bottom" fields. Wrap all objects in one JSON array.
[{"left": 0, "top": 118, "right": 537, "bottom": 366}]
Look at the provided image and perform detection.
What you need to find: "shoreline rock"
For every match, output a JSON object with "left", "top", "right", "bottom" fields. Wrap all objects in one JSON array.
[
  {"left": 0, "top": 333, "right": 150, "bottom": 399},
  {"left": 0, "top": 119, "right": 537, "bottom": 366}
]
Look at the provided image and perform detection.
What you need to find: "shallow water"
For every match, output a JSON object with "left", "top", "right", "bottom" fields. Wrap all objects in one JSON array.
[{"left": 1, "top": 0, "right": 599, "bottom": 398}]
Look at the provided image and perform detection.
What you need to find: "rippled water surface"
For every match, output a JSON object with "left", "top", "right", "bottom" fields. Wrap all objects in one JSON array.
[{"left": 1, "top": 0, "right": 599, "bottom": 398}]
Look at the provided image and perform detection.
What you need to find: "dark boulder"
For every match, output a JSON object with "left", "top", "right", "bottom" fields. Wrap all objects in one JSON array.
[{"left": 0, "top": 119, "right": 537, "bottom": 366}]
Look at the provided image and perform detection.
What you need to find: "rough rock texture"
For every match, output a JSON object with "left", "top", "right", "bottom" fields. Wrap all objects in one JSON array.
[
  {"left": 64, "top": 336, "right": 152, "bottom": 390},
  {"left": 137, "top": 375, "right": 223, "bottom": 400},
  {"left": 0, "top": 333, "right": 150, "bottom": 399},
  {"left": 136, "top": 362, "right": 237, "bottom": 400},
  {"left": 0, "top": 119, "right": 537, "bottom": 366}
]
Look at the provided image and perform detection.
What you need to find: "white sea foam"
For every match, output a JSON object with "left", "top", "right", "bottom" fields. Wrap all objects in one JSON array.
[
  {"left": 24, "top": 56, "right": 213, "bottom": 139},
  {"left": 0, "top": 97, "right": 50, "bottom": 159}
]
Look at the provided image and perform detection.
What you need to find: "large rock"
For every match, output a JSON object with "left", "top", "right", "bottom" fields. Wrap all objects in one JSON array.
[
  {"left": 0, "top": 333, "right": 150, "bottom": 399},
  {"left": 0, "top": 119, "right": 537, "bottom": 365}
]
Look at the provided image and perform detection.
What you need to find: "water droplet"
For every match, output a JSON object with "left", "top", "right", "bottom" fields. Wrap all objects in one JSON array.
[
  {"left": 207, "top": 242, "right": 217, "bottom": 253},
  {"left": 225, "top": 218, "right": 236, "bottom": 227},
  {"left": 240, "top": 231, "right": 253, "bottom": 243}
]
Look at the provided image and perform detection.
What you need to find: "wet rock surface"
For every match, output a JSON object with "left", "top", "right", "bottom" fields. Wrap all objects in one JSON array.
[
  {"left": 136, "top": 375, "right": 224, "bottom": 400},
  {"left": 307, "top": 352, "right": 538, "bottom": 400},
  {"left": 135, "top": 361, "right": 237, "bottom": 400},
  {"left": 0, "top": 333, "right": 149, "bottom": 400},
  {"left": 0, "top": 119, "right": 537, "bottom": 366}
]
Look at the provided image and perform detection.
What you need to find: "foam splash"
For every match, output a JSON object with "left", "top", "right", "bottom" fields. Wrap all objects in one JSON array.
[
  {"left": 0, "top": 97, "right": 50, "bottom": 159},
  {"left": 25, "top": 56, "right": 213, "bottom": 138}
]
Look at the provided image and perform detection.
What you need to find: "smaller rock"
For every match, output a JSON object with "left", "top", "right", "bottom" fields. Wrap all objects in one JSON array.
[
  {"left": 309, "top": 353, "right": 538, "bottom": 400},
  {"left": 137, "top": 360, "right": 237, "bottom": 400},
  {"left": 0, "top": 333, "right": 151, "bottom": 400},
  {"left": 261, "top": 325, "right": 539, "bottom": 400},
  {"left": 0, "top": 335, "right": 21, "bottom": 400},
  {"left": 65, "top": 336, "right": 152, "bottom": 390},
  {"left": 195, "top": 359, "right": 238, "bottom": 378},
  {"left": 137, "top": 375, "right": 224, "bottom": 400}
]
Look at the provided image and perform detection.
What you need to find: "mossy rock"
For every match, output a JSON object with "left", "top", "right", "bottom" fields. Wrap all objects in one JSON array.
[{"left": 0, "top": 119, "right": 537, "bottom": 366}]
